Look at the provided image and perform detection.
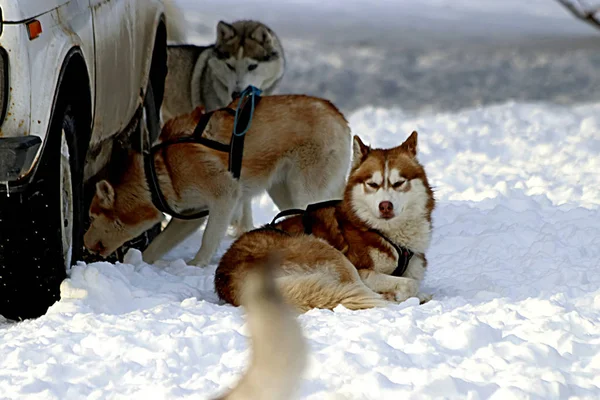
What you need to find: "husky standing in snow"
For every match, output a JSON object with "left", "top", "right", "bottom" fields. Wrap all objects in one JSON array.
[
  {"left": 83, "top": 97, "right": 351, "bottom": 266},
  {"left": 163, "top": 1, "right": 286, "bottom": 120},
  {"left": 216, "top": 132, "right": 435, "bottom": 311}
]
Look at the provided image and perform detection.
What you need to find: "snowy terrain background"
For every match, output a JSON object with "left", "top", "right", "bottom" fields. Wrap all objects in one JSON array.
[{"left": 2, "top": 1, "right": 600, "bottom": 399}]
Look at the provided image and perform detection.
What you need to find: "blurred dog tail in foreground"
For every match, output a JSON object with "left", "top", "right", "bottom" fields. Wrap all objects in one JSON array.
[{"left": 217, "top": 252, "right": 307, "bottom": 400}]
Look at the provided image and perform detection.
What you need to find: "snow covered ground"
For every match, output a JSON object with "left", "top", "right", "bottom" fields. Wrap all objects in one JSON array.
[
  {"left": 2, "top": 101, "right": 599, "bottom": 399},
  {"left": 2, "top": 1, "right": 600, "bottom": 399},
  {"left": 174, "top": 0, "right": 600, "bottom": 114}
]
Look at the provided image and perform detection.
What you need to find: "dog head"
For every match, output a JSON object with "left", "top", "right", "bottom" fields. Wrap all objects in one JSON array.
[
  {"left": 346, "top": 132, "right": 434, "bottom": 231},
  {"left": 83, "top": 151, "right": 162, "bottom": 258},
  {"left": 209, "top": 20, "right": 284, "bottom": 99}
]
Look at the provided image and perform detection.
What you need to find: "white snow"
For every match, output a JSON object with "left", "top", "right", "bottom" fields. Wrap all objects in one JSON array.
[
  {"left": 3, "top": 0, "right": 600, "bottom": 398},
  {"left": 2, "top": 101, "right": 600, "bottom": 399}
]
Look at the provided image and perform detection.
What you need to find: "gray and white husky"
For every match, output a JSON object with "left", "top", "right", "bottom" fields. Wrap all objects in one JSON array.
[{"left": 163, "top": 15, "right": 286, "bottom": 120}]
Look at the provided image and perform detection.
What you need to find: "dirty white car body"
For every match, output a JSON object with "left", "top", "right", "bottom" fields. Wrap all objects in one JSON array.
[
  {"left": 0, "top": 0, "right": 165, "bottom": 180},
  {"left": 0, "top": 0, "right": 169, "bottom": 320}
]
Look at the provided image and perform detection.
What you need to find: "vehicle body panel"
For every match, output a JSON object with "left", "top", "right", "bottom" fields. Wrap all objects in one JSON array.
[{"left": 0, "top": 0, "right": 166, "bottom": 182}]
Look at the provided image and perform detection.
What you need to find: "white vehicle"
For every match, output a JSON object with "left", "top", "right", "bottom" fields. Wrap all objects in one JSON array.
[{"left": 0, "top": 0, "right": 169, "bottom": 320}]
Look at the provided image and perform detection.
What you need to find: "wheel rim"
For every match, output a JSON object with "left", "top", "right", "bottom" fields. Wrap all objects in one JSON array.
[{"left": 60, "top": 129, "right": 74, "bottom": 269}]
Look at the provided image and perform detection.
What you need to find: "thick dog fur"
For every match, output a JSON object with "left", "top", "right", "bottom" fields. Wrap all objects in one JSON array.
[
  {"left": 215, "top": 132, "right": 435, "bottom": 311},
  {"left": 83, "top": 95, "right": 351, "bottom": 266},
  {"left": 214, "top": 253, "right": 306, "bottom": 400},
  {"left": 164, "top": 17, "right": 285, "bottom": 119}
]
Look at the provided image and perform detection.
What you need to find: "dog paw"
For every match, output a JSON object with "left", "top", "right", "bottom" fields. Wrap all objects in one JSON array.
[
  {"left": 393, "top": 279, "right": 419, "bottom": 302},
  {"left": 188, "top": 256, "right": 210, "bottom": 267},
  {"left": 417, "top": 292, "right": 433, "bottom": 304}
]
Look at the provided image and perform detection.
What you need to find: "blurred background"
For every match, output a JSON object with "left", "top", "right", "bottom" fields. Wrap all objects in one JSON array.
[{"left": 175, "top": 0, "right": 600, "bottom": 115}]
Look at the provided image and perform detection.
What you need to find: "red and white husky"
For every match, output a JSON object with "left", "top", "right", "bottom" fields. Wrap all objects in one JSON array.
[{"left": 216, "top": 131, "right": 435, "bottom": 311}]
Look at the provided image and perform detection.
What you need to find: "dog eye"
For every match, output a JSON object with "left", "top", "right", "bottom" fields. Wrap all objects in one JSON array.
[
  {"left": 248, "top": 64, "right": 258, "bottom": 71},
  {"left": 392, "top": 181, "right": 406, "bottom": 189},
  {"left": 226, "top": 63, "right": 235, "bottom": 71},
  {"left": 367, "top": 182, "right": 380, "bottom": 189}
]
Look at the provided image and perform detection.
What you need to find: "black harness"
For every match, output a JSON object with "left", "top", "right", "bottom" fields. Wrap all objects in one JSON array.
[
  {"left": 268, "top": 200, "right": 343, "bottom": 235},
  {"left": 266, "top": 200, "right": 414, "bottom": 277},
  {"left": 369, "top": 229, "right": 414, "bottom": 277},
  {"left": 143, "top": 88, "right": 262, "bottom": 220}
]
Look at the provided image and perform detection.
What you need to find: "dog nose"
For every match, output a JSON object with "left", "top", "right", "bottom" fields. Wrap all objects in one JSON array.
[
  {"left": 90, "top": 241, "right": 105, "bottom": 255},
  {"left": 232, "top": 90, "right": 241, "bottom": 99},
  {"left": 379, "top": 201, "right": 393, "bottom": 213},
  {"left": 379, "top": 201, "right": 394, "bottom": 219}
]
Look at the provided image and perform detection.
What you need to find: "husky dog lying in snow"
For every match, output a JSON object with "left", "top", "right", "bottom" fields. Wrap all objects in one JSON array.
[
  {"left": 83, "top": 95, "right": 351, "bottom": 267},
  {"left": 164, "top": 13, "right": 286, "bottom": 119},
  {"left": 216, "top": 132, "right": 435, "bottom": 311},
  {"left": 213, "top": 252, "right": 306, "bottom": 400}
]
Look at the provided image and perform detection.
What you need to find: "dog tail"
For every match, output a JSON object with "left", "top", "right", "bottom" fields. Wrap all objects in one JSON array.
[
  {"left": 277, "top": 272, "right": 390, "bottom": 312},
  {"left": 218, "top": 252, "right": 307, "bottom": 400},
  {"left": 162, "top": 0, "right": 187, "bottom": 44}
]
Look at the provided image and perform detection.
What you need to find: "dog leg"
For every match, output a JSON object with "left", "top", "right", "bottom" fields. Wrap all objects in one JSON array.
[
  {"left": 142, "top": 218, "right": 206, "bottom": 264},
  {"left": 403, "top": 255, "right": 432, "bottom": 304},
  {"left": 358, "top": 270, "right": 419, "bottom": 303},
  {"left": 230, "top": 198, "right": 254, "bottom": 237},
  {"left": 190, "top": 192, "right": 240, "bottom": 267},
  {"left": 267, "top": 182, "right": 296, "bottom": 211},
  {"left": 276, "top": 273, "right": 390, "bottom": 312}
]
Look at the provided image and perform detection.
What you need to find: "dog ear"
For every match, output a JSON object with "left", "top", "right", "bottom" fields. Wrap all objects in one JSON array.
[
  {"left": 96, "top": 180, "right": 115, "bottom": 209},
  {"left": 250, "top": 25, "right": 274, "bottom": 46},
  {"left": 216, "top": 21, "right": 236, "bottom": 44},
  {"left": 352, "top": 135, "right": 370, "bottom": 169},
  {"left": 400, "top": 131, "right": 418, "bottom": 157}
]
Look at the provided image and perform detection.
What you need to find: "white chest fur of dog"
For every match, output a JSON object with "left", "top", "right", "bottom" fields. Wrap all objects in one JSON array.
[{"left": 83, "top": 95, "right": 351, "bottom": 267}]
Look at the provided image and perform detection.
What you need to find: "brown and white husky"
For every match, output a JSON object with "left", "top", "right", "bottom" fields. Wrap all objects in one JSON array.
[
  {"left": 83, "top": 95, "right": 351, "bottom": 266},
  {"left": 215, "top": 131, "right": 435, "bottom": 311}
]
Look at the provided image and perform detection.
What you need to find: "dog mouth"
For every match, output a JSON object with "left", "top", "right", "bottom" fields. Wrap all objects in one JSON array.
[{"left": 85, "top": 240, "right": 113, "bottom": 258}]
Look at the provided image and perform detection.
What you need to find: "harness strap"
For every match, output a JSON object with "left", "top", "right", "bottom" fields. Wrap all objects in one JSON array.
[
  {"left": 142, "top": 86, "right": 261, "bottom": 220},
  {"left": 229, "top": 92, "right": 262, "bottom": 179},
  {"left": 370, "top": 229, "right": 414, "bottom": 277},
  {"left": 268, "top": 199, "right": 342, "bottom": 235},
  {"left": 269, "top": 208, "right": 308, "bottom": 226},
  {"left": 302, "top": 200, "right": 343, "bottom": 234},
  {"left": 143, "top": 147, "right": 211, "bottom": 220},
  {"left": 266, "top": 200, "right": 414, "bottom": 278}
]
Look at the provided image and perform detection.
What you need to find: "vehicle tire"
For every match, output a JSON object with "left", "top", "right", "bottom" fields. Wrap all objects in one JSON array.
[{"left": 0, "top": 94, "right": 87, "bottom": 321}]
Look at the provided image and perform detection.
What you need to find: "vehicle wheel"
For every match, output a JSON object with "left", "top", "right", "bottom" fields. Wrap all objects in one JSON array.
[{"left": 0, "top": 97, "right": 87, "bottom": 320}]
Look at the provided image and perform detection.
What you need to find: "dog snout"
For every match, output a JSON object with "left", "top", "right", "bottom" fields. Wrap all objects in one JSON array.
[
  {"left": 87, "top": 240, "right": 106, "bottom": 255},
  {"left": 231, "top": 90, "right": 241, "bottom": 99},
  {"left": 379, "top": 201, "right": 394, "bottom": 219}
]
